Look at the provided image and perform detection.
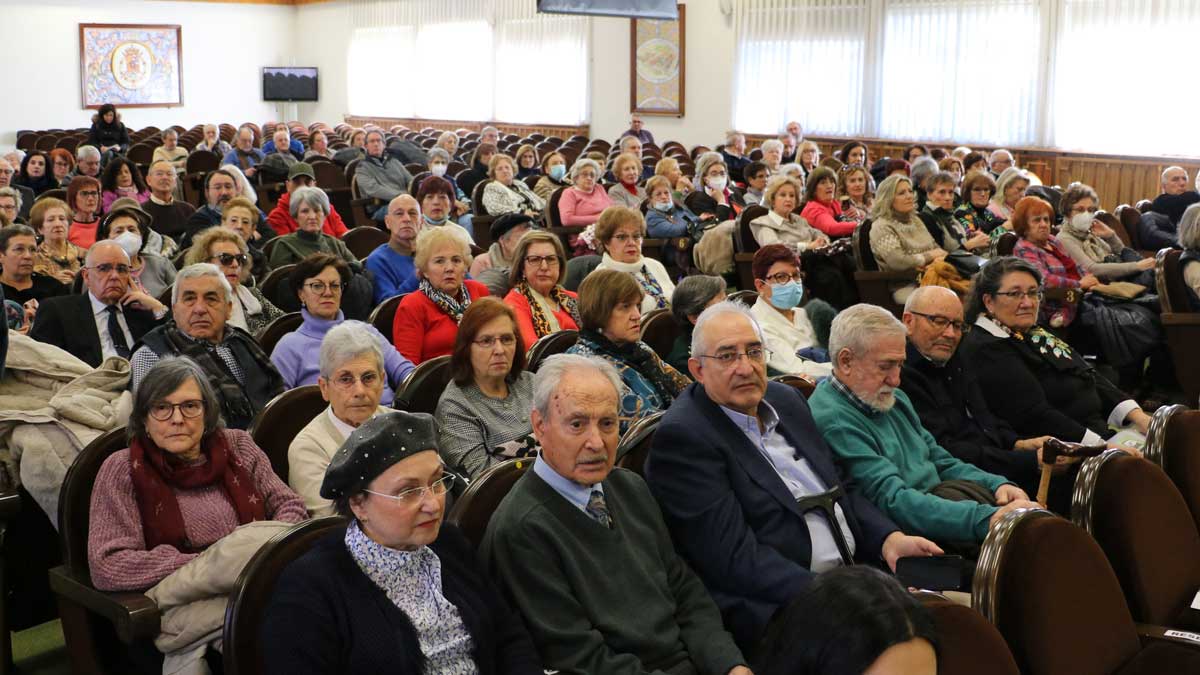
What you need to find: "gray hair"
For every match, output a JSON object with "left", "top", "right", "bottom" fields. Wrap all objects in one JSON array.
[
  {"left": 910, "top": 157, "right": 939, "bottom": 191},
  {"left": 760, "top": 139, "right": 784, "bottom": 155},
  {"left": 128, "top": 357, "right": 223, "bottom": 442},
  {"left": 437, "top": 131, "right": 458, "bottom": 146},
  {"left": 571, "top": 158, "right": 601, "bottom": 181},
  {"left": 779, "top": 162, "right": 804, "bottom": 178},
  {"left": 289, "top": 185, "right": 331, "bottom": 218},
  {"left": 273, "top": 128, "right": 290, "bottom": 141},
  {"left": 992, "top": 167, "right": 1030, "bottom": 206},
  {"left": 695, "top": 152, "right": 727, "bottom": 187},
  {"left": 319, "top": 321, "right": 384, "bottom": 379},
  {"left": 963, "top": 256, "right": 1043, "bottom": 322},
  {"left": 0, "top": 187, "right": 22, "bottom": 213},
  {"left": 236, "top": 125, "right": 255, "bottom": 141},
  {"left": 827, "top": 303, "right": 906, "bottom": 364},
  {"left": 428, "top": 147, "right": 451, "bottom": 164},
  {"left": 619, "top": 135, "right": 642, "bottom": 153},
  {"left": 671, "top": 275, "right": 727, "bottom": 326},
  {"left": 161, "top": 128, "right": 178, "bottom": 141},
  {"left": 1179, "top": 203, "right": 1200, "bottom": 251},
  {"left": 989, "top": 149, "right": 1013, "bottom": 164},
  {"left": 203, "top": 124, "right": 218, "bottom": 134},
  {"left": 870, "top": 174, "right": 914, "bottom": 223},
  {"left": 903, "top": 285, "right": 959, "bottom": 314},
  {"left": 531, "top": 354, "right": 623, "bottom": 419},
  {"left": 724, "top": 130, "right": 745, "bottom": 146},
  {"left": 76, "top": 145, "right": 101, "bottom": 161},
  {"left": 173, "top": 263, "right": 234, "bottom": 305},
  {"left": 691, "top": 300, "right": 767, "bottom": 359},
  {"left": 481, "top": 126, "right": 499, "bottom": 137},
  {"left": 951, "top": 146, "right": 972, "bottom": 159}
]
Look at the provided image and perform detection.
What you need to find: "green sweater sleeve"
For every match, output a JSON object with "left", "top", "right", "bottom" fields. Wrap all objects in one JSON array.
[{"left": 897, "top": 390, "right": 1010, "bottom": 493}]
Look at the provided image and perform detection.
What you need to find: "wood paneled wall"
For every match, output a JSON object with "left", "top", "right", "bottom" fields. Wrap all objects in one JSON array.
[{"left": 344, "top": 116, "right": 590, "bottom": 142}]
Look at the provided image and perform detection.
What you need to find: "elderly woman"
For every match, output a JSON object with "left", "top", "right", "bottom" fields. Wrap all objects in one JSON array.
[
  {"left": 654, "top": 157, "right": 692, "bottom": 198},
  {"left": 1011, "top": 195, "right": 1099, "bottom": 328},
  {"left": 426, "top": 148, "right": 472, "bottom": 218},
  {"left": 88, "top": 357, "right": 307, "bottom": 592},
  {"left": 262, "top": 410, "right": 542, "bottom": 674},
  {"left": 153, "top": 129, "right": 188, "bottom": 173},
  {"left": 66, "top": 176, "right": 102, "bottom": 248},
  {"left": 959, "top": 256, "right": 1151, "bottom": 445},
  {"left": 482, "top": 154, "right": 545, "bottom": 218},
  {"left": 962, "top": 151, "right": 989, "bottom": 175},
  {"left": 954, "top": 170, "right": 1006, "bottom": 248},
  {"left": 558, "top": 158, "right": 612, "bottom": 226},
  {"left": 0, "top": 225, "right": 67, "bottom": 320},
  {"left": 989, "top": 167, "right": 1030, "bottom": 221},
  {"left": 751, "top": 175, "right": 828, "bottom": 250},
  {"left": 272, "top": 253, "right": 413, "bottom": 398},
  {"left": 100, "top": 156, "right": 150, "bottom": 213},
  {"left": 433, "top": 130, "right": 460, "bottom": 158},
  {"left": 504, "top": 230, "right": 579, "bottom": 348},
  {"left": 920, "top": 171, "right": 989, "bottom": 254},
  {"left": 533, "top": 151, "right": 568, "bottom": 202},
  {"left": 760, "top": 138, "right": 785, "bottom": 174},
  {"left": 348, "top": 129, "right": 367, "bottom": 150},
  {"left": 592, "top": 206, "right": 676, "bottom": 313},
  {"left": 868, "top": 174, "right": 945, "bottom": 304},
  {"left": 1057, "top": 183, "right": 1155, "bottom": 282},
  {"left": 268, "top": 186, "right": 356, "bottom": 267},
  {"left": 567, "top": 269, "right": 689, "bottom": 432},
  {"left": 838, "top": 141, "right": 869, "bottom": 167},
  {"left": 797, "top": 140, "right": 820, "bottom": 182},
  {"left": 185, "top": 227, "right": 283, "bottom": 334},
  {"left": 17, "top": 151, "right": 56, "bottom": 197},
  {"left": 513, "top": 144, "right": 540, "bottom": 180},
  {"left": 48, "top": 148, "right": 75, "bottom": 188},
  {"left": 1179, "top": 204, "right": 1200, "bottom": 309},
  {"left": 800, "top": 166, "right": 854, "bottom": 238},
  {"left": 96, "top": 203, "right": 176, "bottom": 298},
  {"left": 221, "top": 196, "right": 272, "bottom": 283},
  {"left": 607, "top": 153, "right": 646, "bottom": 209},
  {"left": 741, "top": 161, "right": 769, "bottom": 206},
  {"left": 393, "top": 227, "right": 490, "bottom": 364},
  {"left": 30, "top": 198, "right": 85, "bottom": 285},
  {"left": 289, "top": 322, "right": 394, "bottom": 517},
  {"left": 645, "top": 175, "right": 700, "bottom": 240},
  {"left": 458, "top": 143, "right": 496, "bottom": 199},
  {"left": 748, "top": 244, "right": 834, "bottom": 379},
  {"left": 303, "top": 130, "right": 334, "bottom": 161},
  {"left": 837, "top": 163, "right": 873, "bottom": 226},
  {"left": 222, "top": 163, "right": 260, "bottom": 207},
  {"left": 195, "top": 124, "right": 232, "bottom": 156},
  {"left": 665, "top": 274, "right": 725, "bottom": 373},
  {"left": 436, "top": 298, "right": 538, "bottom": 479},
  {"left": 688, "top": 152, "right": 741, "bottom": 222},
  {"left": 939, "top": 156, "right": 965, "bottom": 188}
]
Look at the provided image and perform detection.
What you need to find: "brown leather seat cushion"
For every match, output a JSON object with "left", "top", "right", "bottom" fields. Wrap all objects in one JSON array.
[
  {"left": 1115, "top": 641, "right": 1200, "bottom": 674},
  {"left": 1165, "top": 411, "right": 1200, "bottom": 535},
  {"left": 920, "top": 597, "right": 1018, "bottom": 675}
]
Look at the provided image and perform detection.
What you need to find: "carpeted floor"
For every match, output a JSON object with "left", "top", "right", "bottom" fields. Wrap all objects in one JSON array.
[{"left": 11, "top": 620, "right": 69, "bottom": 675}]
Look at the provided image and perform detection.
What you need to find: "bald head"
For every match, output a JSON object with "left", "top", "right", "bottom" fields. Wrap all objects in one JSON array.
[
  {"left": 1162, "top": 166, "right": 1190, "bottom": 196},
  {"left": 83, "top": 242, "right": 132, "bottom": 304},
  {"left": 902, "top": 286, "right": 965, "bottom": 364}
]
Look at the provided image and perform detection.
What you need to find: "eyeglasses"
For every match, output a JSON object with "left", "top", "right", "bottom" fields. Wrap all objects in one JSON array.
[
  {"left": 304, "top": 281, "right": 343, "bottom": 294},
  {"left": 88, "top": 263, "right": 131, "bottom": 275},
  {"left": 331, "top": 371, "right": 381, "bottom": 389},
  {"left": 698, "top": 347, "right": 771, "bottom": 367},
  {"left": 993, "top": 289, "right": 1044, "bottom": 301},
  {"left": 473, "top": 334, "right": 516, "bottom": 349},
  {"left": 612, "top": 233, "right": 644, "bottom": 244},
  {"left": 524, "top": 254, "right": 560, "bottom": 268},
  {"left": 364, "top": 474, "right": 457, "bottom": 505},
  {"left": 78, "top": 190, "right": 100, "bottom": 198},
  {"left": 148, "top": 399, "right": 205, "bottom": 421},
  {"left": 210, "top": 253, "right": 248, "bottom": 267},
  {"left": 763, "top": 272, "right": 803, "bottom": 285},
  {"left": 910, "top": 310, "right": 970, "bottom": 333},
  {"left": 0, "top": 169, "right": 12, "bottom": 176}
]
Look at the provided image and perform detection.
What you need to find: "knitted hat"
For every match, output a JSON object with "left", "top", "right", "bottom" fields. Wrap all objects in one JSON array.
[{"left": 320, "top": 411, "right": 440, "bottom": 499}]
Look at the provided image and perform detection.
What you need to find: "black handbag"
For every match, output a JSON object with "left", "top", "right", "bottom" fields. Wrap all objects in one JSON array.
[{"left": 944, "top": 249, "right": 986, "bottom": 277}]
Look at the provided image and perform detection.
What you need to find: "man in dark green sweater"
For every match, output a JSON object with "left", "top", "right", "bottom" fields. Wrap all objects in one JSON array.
[
  {"left": 809, "top": 304, "right": 1038, "bottom": 545},
  {"left": 482, "top": 354, "right": 750, "bottom": 675}
]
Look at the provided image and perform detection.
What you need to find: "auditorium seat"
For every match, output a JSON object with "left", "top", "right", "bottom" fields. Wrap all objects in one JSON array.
[
  {"left": 447, "top": 457, "right": 533, "bottom": 549},
  {"left": 246, "top": 385, "right": 325, "bottom": 485},
  {"left": 525, "top": 329, "right": 578, "bottom": 372},
  {"left": 914, "top": 592, "right": 1019, "bottom": 675},
  {"left": 614, "top": 411, "right": 664, "bottom": 477},
  {"left": 639, "top": 308, "right": 678, "bottom": 362},
  {"left": 770, "top": 373, "right": 816, "bottom": 399},
  {"left": 1145, "top": 405, "right": 1200, "bottom": 535},
  {"left": 850, "top": 219, "right": 912, "bottom": 318},
  {"left": 256, "top": 311, "right": 303, "bottom": 355},
  {"left": 367, "top": 293, "right": 406, "bottom": 344},
  {"left": 1153, "top": 248, "right": 1200, "bottom": 405},
  {"left": 342, "top": 226, "right": 389, "bottom": 260},
  {"left": 394, "top": 355, "right": 452, "bottom": 416}
]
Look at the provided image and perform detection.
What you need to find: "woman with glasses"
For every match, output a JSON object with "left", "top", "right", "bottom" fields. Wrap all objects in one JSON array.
[
  {"left": 1057, "top": 183, "right": 1155, "bottom": 283},
  {"left": 30, "top": 197, "right": 85, "bottom": 285},
  {"left": 220, "top": 196, "right": 272, "bottom": 283},
  {"left": 557, "top": 158, "right": 612, "bottom": 227},
  {"left": 271, "top": 253, "right": 414, "bottom": 399},
  {"left": 393, "top": 227, "right": 489, "bottom": 365},
  {"left": 591, "top": 206, "right": 676, "bottom": 313},
  {"left": 48, "top": 149, "right": 75, "bottom": 188},
  {"left": 503, "top": 230, "right": 579, "bottom": 348},
  {"left": 289, "top": 321, "right": 393, "bottom": 517},
  {"left": 1010, "top": 195, "right": 1099, "bottom": 328},
  {"left": 953, "top": 171, "right": 1007, "bottom": 251},
  {"left": 567, "top": 269, "right": 689, "bottom": 433},
  {"left": 88, "top": 357, "right": 307, "bottom": 593},
  {"left": 66, "top": 176, "right": 102, "bottom": 249},
  {"left": 436, "top": 298, "right": 538, "bottom": 480},
  {"left": 267, "top": 187, "right": 356, "bottom": 268},
  {"left": 959, "top": 256, "right": 1151, "bottom": 445},
  {"left": 185, "top": 227, "right": 283, "bottom": 334},
  {"left": 96, "top": 202, "right": 176, "bottom": 298},
  {"left": 748, "top": 244, "right": 833, "bottom": 379},
  {"left": 262, "top": 410, "right": 542, "bottom": 675}
]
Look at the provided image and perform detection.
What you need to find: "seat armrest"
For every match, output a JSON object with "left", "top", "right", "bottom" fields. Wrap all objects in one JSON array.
[
  {"left": 1136, "top": 623, "right": 1200, "bottom": 650},
  {"left": 1163, "top": 313, "right": 1200, "bottom": 327},
  {"left": 0, "top": 488, "right": 20, "bottom": 522},
  {"left": 49, "top": 566, "right": 161, "bottom": 642}
]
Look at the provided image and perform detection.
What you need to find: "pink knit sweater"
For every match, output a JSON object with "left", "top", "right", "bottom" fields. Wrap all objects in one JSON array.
[
  {"left": 558, "top": 186, "right": 613, "bottom": 226},
  {"left": 87, "top": 428, "right": 307, "bottom": 592}
]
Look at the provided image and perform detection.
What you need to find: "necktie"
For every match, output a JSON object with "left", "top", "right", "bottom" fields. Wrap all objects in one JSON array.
[
  {"left": 105, "top": 305, "right": 132, "bottom": 360},
  {"left": 586, "top": 490, "right": 612, "bottom": 529}
]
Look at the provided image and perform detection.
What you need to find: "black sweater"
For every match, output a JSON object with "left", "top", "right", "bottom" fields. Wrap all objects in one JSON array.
[
  {"left": 86, "top": 121, "right": 130, "bottom": 152},
  {"left": 260, "top": 523, "right": 542, "bottom": 675}
]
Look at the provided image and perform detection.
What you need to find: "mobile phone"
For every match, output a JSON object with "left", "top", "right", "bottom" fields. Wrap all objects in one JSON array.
[{"left": 895, "top": 555, "right": 967, "bottom": 591}]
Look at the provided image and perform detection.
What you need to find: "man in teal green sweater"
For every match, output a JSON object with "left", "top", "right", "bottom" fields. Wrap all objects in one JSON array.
[
  {"left": 809, "top": 304, "right": 1038, "bottom": 545},
  {"left": 482, "top": 353, "right": 749, "bottom": 675}
]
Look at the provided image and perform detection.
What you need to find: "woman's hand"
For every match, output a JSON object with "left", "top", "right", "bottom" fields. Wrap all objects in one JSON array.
[
  {"left": 454, "top": 200, "right": 469, "bottom": 216},
  {"left": 244, "top": 167, "right": 257, "bottom": 178},
  {"left": 926, "top": 248, "right": 949, "bottom": 263},
  {"left": 1079, "top": 274, "right": 1100, "bottom": 290},
  {"left": 54, "top": 269, "right": 76, "bottom": 285},
  {"left": 1136, "top": 256, "right": 1156, "bottom": 271},
  {"left": 1091, "top": 220, "right": 1116, "bottom": 239},
  {"left": 708, "top": 186, "right": 728, "bottom": 205},
  {"left": 966, "top": 231, "right": 990, "bottom": 250}
]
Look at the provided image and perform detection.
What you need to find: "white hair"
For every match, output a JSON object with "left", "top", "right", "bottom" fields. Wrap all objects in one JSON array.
[
  {"left": 1162, "top": 165, "right": 1187, "bottom": 186},
  {"left": 85, "top": 240, "right": 131, "bottom": 266},
  {"left": 173, "top": 263, "right": 234, "bottom": 305},
  {"left": 828, "top": 303, "right": 906, "bottom": 363},
  {"left": 75, "top": 145, "right": 101, "bottom": 161},
  {"left": 690, "top": 300, "right": 767, "bottom": 359},
  {"left": 760, "top": 139, "right": 784, "bottom": 154},
  {"left": 988, "top": 149, "right": 1013, "bottom": 164},
  {"left": 910, "top": 157, "right": 939, "bottom": 191},
  {"left": 219, "top": 164, "right": 258, "bottom": 205},
  {"left": 532, "top": 354, "right": 623, "bottom": 419},
  {"left": 481, "top": 126, "right": 499, "bottom": 137},
  {"left": 619, "top": 135, "right": 642, "bottom": 153},
  {"left": 319, "top": 321, "right": 384, "bottom": 379},
  {"left": 1179, "top": 203, "right": 1200, "bottom": 250}
]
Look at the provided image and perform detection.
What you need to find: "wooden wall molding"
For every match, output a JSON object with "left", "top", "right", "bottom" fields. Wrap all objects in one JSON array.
[{"left": 344, "top": 116, "right": 591, "bottom": 141}]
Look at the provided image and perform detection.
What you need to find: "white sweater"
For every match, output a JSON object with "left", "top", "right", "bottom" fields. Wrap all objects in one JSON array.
[{"left": 594, "top": 253, "right": 676, "bottom": 314}]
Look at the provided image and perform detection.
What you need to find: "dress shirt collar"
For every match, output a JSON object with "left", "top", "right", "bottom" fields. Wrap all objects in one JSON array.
[
  {"left": 88, "top": 291, "right": 117, "bottom": 316},
  {"left": 326, "top": 406, "right": 358, "bottom": 440},
  {"left": 719, "top": 398, "right": 780, "bottom": 445},
  {"left": 533, "top": 454, "right": 601, "bottom": 513},
  {"left": 828, "top": 375, "right": 884, "bottom": 417}
]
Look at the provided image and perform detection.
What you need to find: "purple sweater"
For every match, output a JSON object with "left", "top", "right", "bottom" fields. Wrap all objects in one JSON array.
[
  {"left": 88, "top": 428, "right": 307, "bottom": 592},
  {"left": 269, "top": 309, "right": 414, "bottom": 405}
]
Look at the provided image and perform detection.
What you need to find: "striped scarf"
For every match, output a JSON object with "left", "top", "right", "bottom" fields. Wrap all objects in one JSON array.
[{"left": 517, "top": 281, "right": 579, "bottom": 339}]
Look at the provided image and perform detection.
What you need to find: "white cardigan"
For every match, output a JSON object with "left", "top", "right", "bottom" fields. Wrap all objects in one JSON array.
[
  {"left": 593, "top": 253, "right": 676, "bottom": 314},
  {"left": 750, "top": 296, "right": 833, "bottom": 379}
]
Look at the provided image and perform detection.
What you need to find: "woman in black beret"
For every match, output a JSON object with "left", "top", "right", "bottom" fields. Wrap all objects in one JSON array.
[{"left": 260, "top": 410, "right": 542, "bottom": 675}]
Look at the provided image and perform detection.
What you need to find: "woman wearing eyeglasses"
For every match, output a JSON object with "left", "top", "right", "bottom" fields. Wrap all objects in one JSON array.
[
  {"left": 271, "top": 253, "right": 414, "bottom": 400},
  {"left": 30, "top": 197, "right": 85, "bottom": 285},
  {"left": 267, "top": 187, "right": 357, "bottom": 268},
  {"left": 748, "top": 245, "right": 834, "bottom": 380},
  {"left": 1009, "top": 195, "right": 1099, "bottom": 329},
  {"left": 262, "top": 410, "right": 542, "bottom": 675},
  {"left": 88, "top": 357, "right": 306, "bottom": 593},
  {"left": 186, "top": 227, "right": 283, "bottom": 335},
  {"left": 591, "top": 206, "right": 675, "bottom": 314},
  {"left": 958, "top": 256, "right": 1151, "bottom": 445},
  {"left": 503, "top": 230, "right": 579, "bottom": 349},
  {"left": 66, "top": 176, "right": 102, "bottom": 249},
  {"left": 436, "top": 298, "right": 538, "bottom": 480},
  {"left": 289, "top": 321, "right": 393, "bottom": 517}
]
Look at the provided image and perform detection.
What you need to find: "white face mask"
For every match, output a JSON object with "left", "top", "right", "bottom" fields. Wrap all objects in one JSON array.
[
  {"left": 707, "top": 176, "right": 728, "bottom": 192},
  {"left": 430, "top": 163, "right": 447, "bottom": 177},
  {"left": 1066, "top": 211, "right": 1094, "bottom": 236},
  {"left": 113, "top": 231, "right": 142, "bottom": 258}
]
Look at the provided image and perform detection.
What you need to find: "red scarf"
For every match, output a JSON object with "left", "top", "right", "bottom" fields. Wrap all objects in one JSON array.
[
  {"left": 130, "top": 432, "right": 266, "bottom": 551},
  {"left": 620, "top": 180, "right": 640, "bottom": 196}
]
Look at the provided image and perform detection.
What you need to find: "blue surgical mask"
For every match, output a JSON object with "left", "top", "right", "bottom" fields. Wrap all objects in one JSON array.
[
  {"left": 423, "top": 214, "right": 448, "bottom": 226},
  {"left": 768, "top": 280, "right": 804, "bottom": 310},
  {"left": 549, "top": 164, "right": 567, "bottom": 181},
  {"left": 653, "top": 200, "right": 673, "bottom": 212}
]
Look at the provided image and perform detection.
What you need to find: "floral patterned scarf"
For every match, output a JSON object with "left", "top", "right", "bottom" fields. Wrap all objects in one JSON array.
[
  {"left": 419, "top": 278, "right": 472, "bottom": 323},
  {"left": 516, "top": 281, "right": 579, "bottom": 339}
]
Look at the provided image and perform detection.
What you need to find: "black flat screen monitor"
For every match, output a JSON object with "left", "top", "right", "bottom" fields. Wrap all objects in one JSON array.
[{"left": 263, "top": 67, "right": 318, "bottom": 102}]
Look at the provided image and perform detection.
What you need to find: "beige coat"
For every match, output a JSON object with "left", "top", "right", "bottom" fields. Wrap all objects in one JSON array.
[{"left": 289, "top": 405, "right": 391, "bottom": 517}]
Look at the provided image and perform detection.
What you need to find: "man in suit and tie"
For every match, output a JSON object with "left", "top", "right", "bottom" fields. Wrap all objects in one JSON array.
[
  {"left": 29, "top": 241, "right": 165, "bottom": 367},
  {"left": 645, "top": 300, "right": 942, "bottom": 651}
]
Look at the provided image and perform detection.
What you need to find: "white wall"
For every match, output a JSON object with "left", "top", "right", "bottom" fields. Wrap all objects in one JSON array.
[
  {"left": 293, "top": 1, "right": 351, "bottom": 126},
  {"left": 2, "top": 0, "right": 295, "bottom": 146}
]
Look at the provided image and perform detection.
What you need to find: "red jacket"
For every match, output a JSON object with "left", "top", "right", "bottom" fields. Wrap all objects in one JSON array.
[
  {"left": 503, "top": 287, "right": 579, "bottom": 350},
  {"left": 266, "top": 191, "right": 349, "bottom": 238},
  {"left": 393, "top": 280, "right": 490, "bottom": 364},
  {"left": 801, "top": 199, "right": 855, "bottom": 238}
]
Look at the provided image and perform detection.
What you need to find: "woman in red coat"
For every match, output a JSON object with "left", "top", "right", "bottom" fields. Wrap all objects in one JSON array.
[
  {"left": 502, "top": 230, "right": 579, "bottom": 349},
  {"left": 393, "top": 227, "right": 489, "bottom": 364}
]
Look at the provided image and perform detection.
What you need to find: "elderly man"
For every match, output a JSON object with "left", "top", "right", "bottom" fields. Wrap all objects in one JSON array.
[
  {"left": 222, "top": 126, "right": 265, "bottom": 179},
  {"left": 1150, "top": 165, "right": 1200, "bottom": 226},
  {"left": 646, "top": 301, "right": 941, "bottom": 650},
  {"left": 266, "top": 162, "right": 348, "bottom": 237},
  {"left": 480, "top": 126, "right": 501, "bottom": 147},
  {"left": 469, "top": 213, "right": 534, "bottom": 296},
  {"left": 365, "top": 194, "right": 422, "bottom": 303},
  {"left": 899, "top": 287, "right": 1055, "bottom": 502},
  {"left": 988, "top": 149, "right": 1014, "bottom": 177},
  {"left": 483, "top": 354, "right": 751, "bottom": 675},
  {"left": 0, "top": 159, "right": 33, "bottom": 220},
  {"left": 29, "top": 242, "right": 165, "bottom": 367},
  {"left": 72, "top": 145, "right": 102, "bottom": 180},
  {"left": 621, "top": 114, "right": 655, "bottom": 145},
  {"left": 259, "top": 128, "right": 300, "bottom": 180},
  {"left": 261, "top": 127, "right": 304, "bottom": 158},
  {"left": 130, "top": 263, "right": 284, "bottom": 429},
  {"left": 142, "top": 159, "right": 196, "bottom": 242},
  {"left": 357, "top": 130, "right": 413, "bottom": 221},
  {"left": 808, "top": 303, "right": 1038, "bottom": 546},
  {"left": 721, "top": 132, "right": 751, "bottom": 184},
  {"left": 184, "top": 169, "right": 272, "bottom": 247}
]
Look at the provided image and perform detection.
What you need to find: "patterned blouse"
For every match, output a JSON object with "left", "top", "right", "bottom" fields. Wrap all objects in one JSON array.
[
  {"left": 345, "top": 521, "right": 478, "bottom": 675},
  {"left": 567, "top": 337, "right": 690, "bottom": 434},
  {"left": 1012, "top": 236, "right": 1084, "bottom": 328}
]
